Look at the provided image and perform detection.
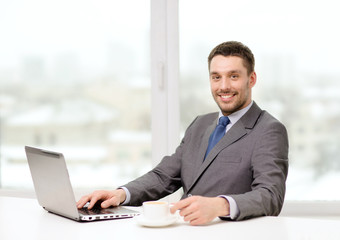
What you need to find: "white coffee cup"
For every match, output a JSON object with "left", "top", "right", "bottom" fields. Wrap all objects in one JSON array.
[{"left": 142, "top": 201, "right": 171, "bottom": 220}]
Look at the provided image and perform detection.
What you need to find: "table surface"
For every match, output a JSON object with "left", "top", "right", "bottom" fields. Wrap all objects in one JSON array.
[{"left": 1, "top": 196, "right": 340, "bottom": 240}]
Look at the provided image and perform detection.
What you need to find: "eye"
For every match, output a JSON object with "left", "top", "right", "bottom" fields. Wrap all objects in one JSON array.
[
  {"left": 211, "top": 75, "right": 220, "bottom": 80},
  {"left": 230, "top": 74, "right": 239, "bottom": 80}
]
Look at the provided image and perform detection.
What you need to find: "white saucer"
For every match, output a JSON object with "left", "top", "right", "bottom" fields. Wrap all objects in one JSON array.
[{"left": 136, "top": 215, "right": 178, "bottom": 227}]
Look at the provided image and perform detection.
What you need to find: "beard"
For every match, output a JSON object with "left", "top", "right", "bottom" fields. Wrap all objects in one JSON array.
[{"left": 213, "top": 90, "right": 250, "bottom": 116}]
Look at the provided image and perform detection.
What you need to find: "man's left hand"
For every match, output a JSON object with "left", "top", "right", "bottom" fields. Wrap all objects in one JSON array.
[{"left": 170, "top": 195, "right": 230, "bottom": 226}]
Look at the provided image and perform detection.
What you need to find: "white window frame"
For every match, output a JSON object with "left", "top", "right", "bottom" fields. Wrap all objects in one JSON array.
[{"left": 150, "top": 0, "right": 180, "bottom": 166}]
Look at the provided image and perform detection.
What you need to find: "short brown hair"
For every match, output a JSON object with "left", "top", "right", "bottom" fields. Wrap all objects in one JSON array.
[{"left": 208, "top": 41, "right": 255, "bottom": 75}]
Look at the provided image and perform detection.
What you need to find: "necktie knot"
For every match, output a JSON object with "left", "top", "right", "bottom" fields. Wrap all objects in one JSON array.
[{"left": 218, "top": 116, "right": 230, "bottom": 127}]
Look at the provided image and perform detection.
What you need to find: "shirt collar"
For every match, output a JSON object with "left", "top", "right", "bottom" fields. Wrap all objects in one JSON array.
[{"left": 218, "top": 101, "right": 253, "bottom": 125}]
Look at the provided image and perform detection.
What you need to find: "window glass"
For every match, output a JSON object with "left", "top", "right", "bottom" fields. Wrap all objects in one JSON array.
[
  {"left": 0, "top": 0, "right": 151, "bottom": 189},
  {"left": 179, "top": 0, "right": 340, "bottom": 200}
]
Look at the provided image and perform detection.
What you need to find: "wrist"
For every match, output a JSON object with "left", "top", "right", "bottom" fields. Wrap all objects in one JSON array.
[
  {"left": 216, "top": 197, "right": 230, "bottom": 216},
  {"left": 115, "top": 189, "right": 127, "bottom": 204}
]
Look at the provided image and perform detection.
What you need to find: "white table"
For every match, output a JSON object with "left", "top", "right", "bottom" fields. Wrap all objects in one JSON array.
[{"left": 1, "top": 196, "right": 339, "bottom": 240}]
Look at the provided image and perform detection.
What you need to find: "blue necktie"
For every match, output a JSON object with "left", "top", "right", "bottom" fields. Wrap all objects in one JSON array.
[{"left": 204, "top": 116, "right": 230, "bottom": 160}]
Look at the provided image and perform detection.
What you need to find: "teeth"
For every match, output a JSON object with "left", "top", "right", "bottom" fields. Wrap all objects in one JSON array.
[{"left": 221, "top": 95, "right": 233, "bottom": 99}]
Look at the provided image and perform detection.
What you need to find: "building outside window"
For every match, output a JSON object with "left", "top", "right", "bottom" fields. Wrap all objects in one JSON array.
[
  {"left": 0, "top": 0, "right": 151, "bottom": 189},
  {"left": 1, "top": 0, "right": 340, "bottom": 202}
]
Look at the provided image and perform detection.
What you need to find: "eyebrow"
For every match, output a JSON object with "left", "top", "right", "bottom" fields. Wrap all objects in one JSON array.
[{"left": 209, "top": 70, "right": 242, "bottom": 75}]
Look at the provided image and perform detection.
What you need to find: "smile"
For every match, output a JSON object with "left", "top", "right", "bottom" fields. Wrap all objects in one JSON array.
[{"left": 220, "top": 94, "right": 235, "bottom": 101}]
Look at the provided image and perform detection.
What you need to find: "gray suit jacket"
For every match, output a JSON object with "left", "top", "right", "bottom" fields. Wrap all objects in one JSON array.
[{"left": 123, "top": 102, "right": 289, "bottom": 220}]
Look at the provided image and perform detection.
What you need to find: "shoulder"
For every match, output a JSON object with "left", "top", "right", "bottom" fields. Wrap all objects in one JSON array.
[
  {"left": 258, "top": 110, "right": 287, "bottom": 132},
  {"left": 251, "top": 109, "right": 289, "bottom": 147},
  {"left": 187, "top": 112, "right": 218, "bottom": 128},
  {"left": 182, "top": 112, "right": 218, "bottom": 138},
  {"left": 243, "top": 102, "right": 286, "bottom": 131},
  {"left": 196, "top": 112, "right": 219, "bottom": 122}
]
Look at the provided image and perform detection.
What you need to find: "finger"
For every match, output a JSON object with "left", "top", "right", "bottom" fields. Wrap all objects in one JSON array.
[
  {"left": 170, "top": 197, "right": 194, "bottom": 213},
  {"left": 101, "top": 197, "right": 119, "bottom": 208},
  {"left": 183, "top": 210, "right": 207, "bottom": 226},
  {"left": 88, "top": 195, "right": 100, "bottom": 209},
  {"left": 181, "top": 203, "right": 201, "bottom": 221},
  {"left": 76, "top": 195, "right": 91, "bottom": 209},
  {"left": 178, "top": 201, "right": 199, "bottom": 217},
  {"left": 186, "top": 211, "right": 214, "bottom": 226},
  {"left": 181, "top": 210, "right": 205, "bottom": 226},
  {"left": 189, "top": 217, "right": 205, "bottom": 226}
]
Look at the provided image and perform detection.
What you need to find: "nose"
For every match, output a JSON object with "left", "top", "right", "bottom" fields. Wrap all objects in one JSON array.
[{"left": 220, "top": 77, "right": 231, "bottom": 91}]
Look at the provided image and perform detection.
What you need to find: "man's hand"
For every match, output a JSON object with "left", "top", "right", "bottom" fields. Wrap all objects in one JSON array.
[
  {"left": 170, "top": 196, "right": 230, "bottom": 226},
  {"left": 76, "top": 189, "right": 126, "bottom": 209}
]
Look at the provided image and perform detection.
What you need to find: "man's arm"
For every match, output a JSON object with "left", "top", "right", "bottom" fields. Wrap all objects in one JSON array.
[
  {"left": 230, "top": 118, "right": 289, "bottom": 220},
  {"left": 77, "top": 116, "right": 201, "bottom": 209}
]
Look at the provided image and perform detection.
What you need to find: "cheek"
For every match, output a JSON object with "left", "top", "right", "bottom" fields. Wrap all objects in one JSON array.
[
  {"left": 233, "top": 81, "right": 248, "bottom": 92},
  {"left": 210, "top": 82, "right": 218, "bottom": 92}
]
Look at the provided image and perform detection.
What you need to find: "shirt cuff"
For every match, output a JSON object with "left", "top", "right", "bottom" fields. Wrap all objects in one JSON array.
[
  {"left": 118, "top": 187, "right": 131, "bottom": 205},
  {"left": 218, "top": 195, "right": 240, "bottom": 220}
]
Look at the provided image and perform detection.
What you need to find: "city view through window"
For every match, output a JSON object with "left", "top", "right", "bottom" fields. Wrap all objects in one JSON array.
[
  {"left": 1, "top": 0, "right": 340, "bottom": 201},
  {"left": 0, "top": 0, "right": 151, "bottom": 189}
]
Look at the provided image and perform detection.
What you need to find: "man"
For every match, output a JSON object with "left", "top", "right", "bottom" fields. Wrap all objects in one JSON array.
[{"left": 77, "top": 41, "right": 289, "bottom": 225}]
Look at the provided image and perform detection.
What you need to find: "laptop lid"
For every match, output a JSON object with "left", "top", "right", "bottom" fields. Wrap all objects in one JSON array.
[{"left": 25, "top": 146, "right": 139, "bottom": 221}]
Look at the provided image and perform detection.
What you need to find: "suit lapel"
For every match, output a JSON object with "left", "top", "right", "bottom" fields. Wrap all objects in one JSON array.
[
  {"left": 191, "top": 116, "right": 218, "bottom": 177},
  {"left": 188, "top": 122, "right": 247, "bottom": 191},
  {"left": 187, "top": 102, "right": 262, "bottom": 193}
]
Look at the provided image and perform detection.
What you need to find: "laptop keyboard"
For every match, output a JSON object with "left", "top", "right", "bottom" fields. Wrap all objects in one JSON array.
[{"left": 79, "top": 207, "right": 111, "bottom": 215}]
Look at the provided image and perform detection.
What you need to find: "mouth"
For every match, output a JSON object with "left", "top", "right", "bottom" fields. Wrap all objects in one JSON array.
[{"left": 219, "top": 93, "right": 236, "bottom": 101}]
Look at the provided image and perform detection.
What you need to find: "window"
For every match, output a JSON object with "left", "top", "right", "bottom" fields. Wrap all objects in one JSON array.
[
  {"left": 0, "top": 0, "right": 151, "bottom": 189},
  {"left": 2, "top": 0, "right": 339, "bottom": 203},
  {"left": 179, "top": 0, "right": 340, "bottom": 200}
]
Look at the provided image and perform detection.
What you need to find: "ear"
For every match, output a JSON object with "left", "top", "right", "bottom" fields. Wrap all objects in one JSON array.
[{"left": 249, "top": 71, "right": 257, "bottom": 87}]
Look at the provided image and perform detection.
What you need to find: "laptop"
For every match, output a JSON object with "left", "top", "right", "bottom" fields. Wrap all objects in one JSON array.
[{"left": 25, "top": 146, "right": 140, "bottom": 222}]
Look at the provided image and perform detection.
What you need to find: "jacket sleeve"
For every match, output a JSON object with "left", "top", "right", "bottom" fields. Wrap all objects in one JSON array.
[
  {"left": 230, "top": 117, "right": 289, "bottom": 220},
  {"left": 121, "top": 117, "right": 199, "bottom": 206}
]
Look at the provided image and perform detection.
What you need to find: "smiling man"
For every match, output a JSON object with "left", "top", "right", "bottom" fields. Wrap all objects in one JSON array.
[
  {"left": 209, "top": 55, "right": 256, "bottom": 116},
  {"left": 77, "top": 41, "right": 289, "bottom": 225}
]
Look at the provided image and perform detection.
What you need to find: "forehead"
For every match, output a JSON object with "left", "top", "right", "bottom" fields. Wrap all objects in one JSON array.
[{"left": 209, "top": 55, "right": 246, "bottom": 73}]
